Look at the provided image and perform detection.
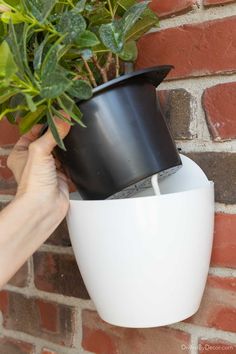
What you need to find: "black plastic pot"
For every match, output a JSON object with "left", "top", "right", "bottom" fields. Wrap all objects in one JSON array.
[{"left": 56, "top": 65, "right": 182, "bottom": 200}]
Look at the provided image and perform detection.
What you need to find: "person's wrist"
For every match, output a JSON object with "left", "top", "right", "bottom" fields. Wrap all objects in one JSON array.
[
  {"left": 14, "top": 192, "right": 54, "bottom": 220},
  {"left": 14, "top": 190, "right": 69, "bottom": 224}
]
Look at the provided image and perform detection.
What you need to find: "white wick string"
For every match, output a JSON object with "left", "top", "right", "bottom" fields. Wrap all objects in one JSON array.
[{"left": 151, "top": 174, "right": 161, "bottom": 196}]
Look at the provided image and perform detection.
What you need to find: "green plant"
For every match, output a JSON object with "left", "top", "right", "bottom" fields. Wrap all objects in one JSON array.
[{"left": 0, "top": 0, "right": 159, "bottom": 149}]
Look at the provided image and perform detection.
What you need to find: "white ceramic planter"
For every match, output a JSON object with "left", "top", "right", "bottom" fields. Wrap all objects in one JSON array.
[{"left": 67, "top": 155, "right": 214, "bottom": 328}]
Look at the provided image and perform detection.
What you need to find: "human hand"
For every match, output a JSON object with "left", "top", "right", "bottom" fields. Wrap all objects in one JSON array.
[{"left": 7, "top": 117, "right": 71, "bottom": 222}]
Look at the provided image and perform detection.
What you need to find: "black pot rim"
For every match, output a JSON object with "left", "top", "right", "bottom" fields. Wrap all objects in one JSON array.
[{"left": 91, "top": 65, "right": 174, "bottom": 96}]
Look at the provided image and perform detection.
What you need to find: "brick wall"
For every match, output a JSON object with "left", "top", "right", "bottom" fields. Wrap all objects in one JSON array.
[{"left": 0, "top": 0, "right": 236, "bottom": 353}]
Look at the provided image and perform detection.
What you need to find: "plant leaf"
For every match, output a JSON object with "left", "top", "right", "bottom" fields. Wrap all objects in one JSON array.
[
  {"left": 40, "top": 41, "right": 64, "bottom": 79},
  {"left": 0, "top": 40, "right": 18, "bottom": 78},
  {"left": 7, "top": 21, "right": 24, "bottom": 74},
  {"left": 75, "top": 0, "right": 87, "bottom": 13},
  {"left": 24, "top": 93, "right": 37, "bottom": 112},
  {"left": 126, "top": 8, "right": 159, "bottom": 41},
  {"left": 19, "top": 104, "right": 47, "bottom": 134},
  {"left": 118, "top": 40, "right": 137, "bottom": 61},
  {"left": 51, "top": 106, "right": 74, "bottom": 125},
  {"left": 40, "top": 70, "right": 72, "bottom": 99},
  {"left": 22, "top": 23, "right": 38, "bottom": 85},
  {"left": 23, "top": 0, "right": 57, "bottom": 23},
  {"left": 0, "top": 21, "right": 6, "bottom": 42},
  {"left": 33, "top": 34, "right": 50, "bottom": 74},
  {"left": 67, "top": 80, "right": 92, "bottom": 99},
  {"left": 117, "top": 0, "right": 136, "bottom": 10},
  {"left": 1, "top": 11, "right": 25, "bottom": 24},
  {"left": 57, "top": 10, "right": 87, "bottom": 44},
  {"left": 75, "top": 30, "right": 100, "bottom": 48},
  {"left": 57, "top": 94, "right": 85, "bottom": 126},
  {"left": 0, "top": 88, "right": 19, "bottom": 104},
  {"left": 47, "top": 108, "right": 66, "bottom": 150},
  {"left": 99, "top": 2, "right": 148, "bottom": 53},
  {"left": 86, "top": 6, "right": 111, "bottom": 27},
  {"left": 6, "top": 111, "right": 16, "bottom": 123},
  {"left": 99, "top": 22, "right": 123, "bottom": 53},
  {"left": 0, "top": 104, "right": 28, "bottom": 120},
  {"left": 120, "top": 1, "right": 149, "bottom": 35},
  {"left": 115, "top": 0, "right": 136, "bottom": 16},
  {"left": 3, "top": 0, "right": 21, "bottom": 8}
]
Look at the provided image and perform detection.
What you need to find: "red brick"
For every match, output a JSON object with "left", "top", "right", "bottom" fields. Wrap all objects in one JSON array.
[
  {"left": 158, "top": 89, "right": 193, "bottom": 139},
  {"left": 199, "top": 339, "right": 236, "bottom": 354},
  {"left": 8, "top": 262, "right": 29, "bottom": 287},
  {"left": 82, "top": 310, "right": 191, "bottom": 354},
  {"left": 36, "top": 299, "right": 58, "bottom": 332},
  {"left": 0, "top": 290, "right": 9, "bottom": 315},
  {"left": 0, "top": 155, "right": 16, "bottom": 195},
  {"left": 34, "top": 252, "right": 89, "bottom": 299},
  {"left": 0, "top": 337, "right": 34, "bottom": 354},
  {"left": 0, "top": 156, "right": 12, "bottom": 180},
  {"left": 0, "top": 291, "right": 75, "bottom": 347},
  {"left": 203, "top": 82, "right": 236, "bottom": 141},
  {"left": 41, "top": 350, "right": 58, "bottom": 354},
  {"left": 186, "top": 152, "right": 236, "bottom": 204},
  {"left": 186, "top": 276, "right": 236, "bottom": 332},
  {"left": 137, "top": 16, "right": 236, "bottom": 79},
  {"left": 0, "top": 118, "right": 20, "bottom": 147},
  {"left": 150, "top": 0, "right": 196, "bottom": 18},
  {"left": 46, "top": 219, "right": 71, "bottom": 246},
  {"left": 211, "top": 213, "right": 236, "bottom": 268},
  {"left": 203, "top": 0, "right": 236, "bottom": 6}
]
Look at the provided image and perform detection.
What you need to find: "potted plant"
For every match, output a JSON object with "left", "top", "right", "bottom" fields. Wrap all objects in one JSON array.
[
  {"left": 68, "top": 154, "right": 214, "bottom": 327},
  {"left": 0, "top": 0, "right": 181, "bottom": 199},
  {"left": 0, "top": 1, "right": 215, "bottom": 328}
]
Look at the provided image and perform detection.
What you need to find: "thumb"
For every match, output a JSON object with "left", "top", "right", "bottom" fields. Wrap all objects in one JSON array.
[{"left": 30, "top": 115, "right": 71, "bottom": 156}]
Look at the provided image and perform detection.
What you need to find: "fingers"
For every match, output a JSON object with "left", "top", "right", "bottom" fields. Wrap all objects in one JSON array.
[
  {"left": 29, "top": 115, "right": 71, "bottom": 157},
  {"left": 11, "top": 125, "right": 43, "bottom": 153},
  {"left": 7, "top": 125, "right": 44, "bottom": 183}
]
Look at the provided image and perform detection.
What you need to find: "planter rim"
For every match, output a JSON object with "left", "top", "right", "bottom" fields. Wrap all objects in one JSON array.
[
  {"left": 89, "top": 65, "right": 174, "bottom": 96},
  {"left": 69, "top": 181, "right": 214, "bottom": 203}
]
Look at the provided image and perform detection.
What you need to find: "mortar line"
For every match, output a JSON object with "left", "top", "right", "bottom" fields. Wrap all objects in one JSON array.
[
  {"left": 27, "top": 256, "right": 35, "bottom": 289},
  {"left": 209, "top": 267, "right": 236, "bottom": 277},
  {"left": 169, "top": 322, "right": 236, "bottom": 343},
  {"left": 34, "top": 343, "right": 42, "bottom": 354},
  {"left": 159, "top": 72, "right": 236, "bottom": 90},
  {"left": 0, "top": 328, "right": 78, "bottom": 354},
  {"left": 0, "top": 195, "right": 14, "bottom": 202},
  {"left": 177, "top": 139, "right": 236, "bottom": 152},
  {"left": 71, "top": 301, "right": 95, "bottom": 353},
  {"left": 190, "top": 333, "right": 199, "bottom": 354},
  {"left": 38, "top": 244, "right": 74, "bottom": 255},
  {"left": 0, "top": 148, "right": 12, "bottom": 155},
  {"left": 153, "top": 3, "right": 236, "bottom": 31},
  {"left": 189, "top": 93, "right": 198, "bottom": 139},
  {"left": 3, "top": 283, "right": 96, "bottom": 308},
  {"left": 215, "top": 203, "right": 236, "bottom": 214}
]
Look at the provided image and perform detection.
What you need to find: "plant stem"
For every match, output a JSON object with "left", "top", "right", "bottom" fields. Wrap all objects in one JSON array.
[
  {"left": 67, "top": 0, "right": 75, "bottom": 8},
  {"left": 35, "top": 99, "right": 47, "bottom": 106},
  {"left": 82, "top": 57, "right": 97, "bottom": 87},
  {"left": 22, "top": 89, "right": 39, "bottom": 95},
  {"left": 107, "top": 0, "right": 114, "bottom": 18},
  {"left": 0, "top": 106, "right": 28, "bottom": 120},
  {"left": 115, "top": 55, "right": 120, "bottom": 78},
  {"left": 92, "top": 55, "right": 108, "bottom": 83},
  {"left": 13, "top": 76, "right": 39, "bottom": 95},
  {"left": 105, "top": 52, "right": 113, "bottom": 71}
]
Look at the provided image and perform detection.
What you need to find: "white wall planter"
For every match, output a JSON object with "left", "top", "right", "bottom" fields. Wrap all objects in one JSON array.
[{"left": 67, "top": 155, "right": 214, "bottom": 328}]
